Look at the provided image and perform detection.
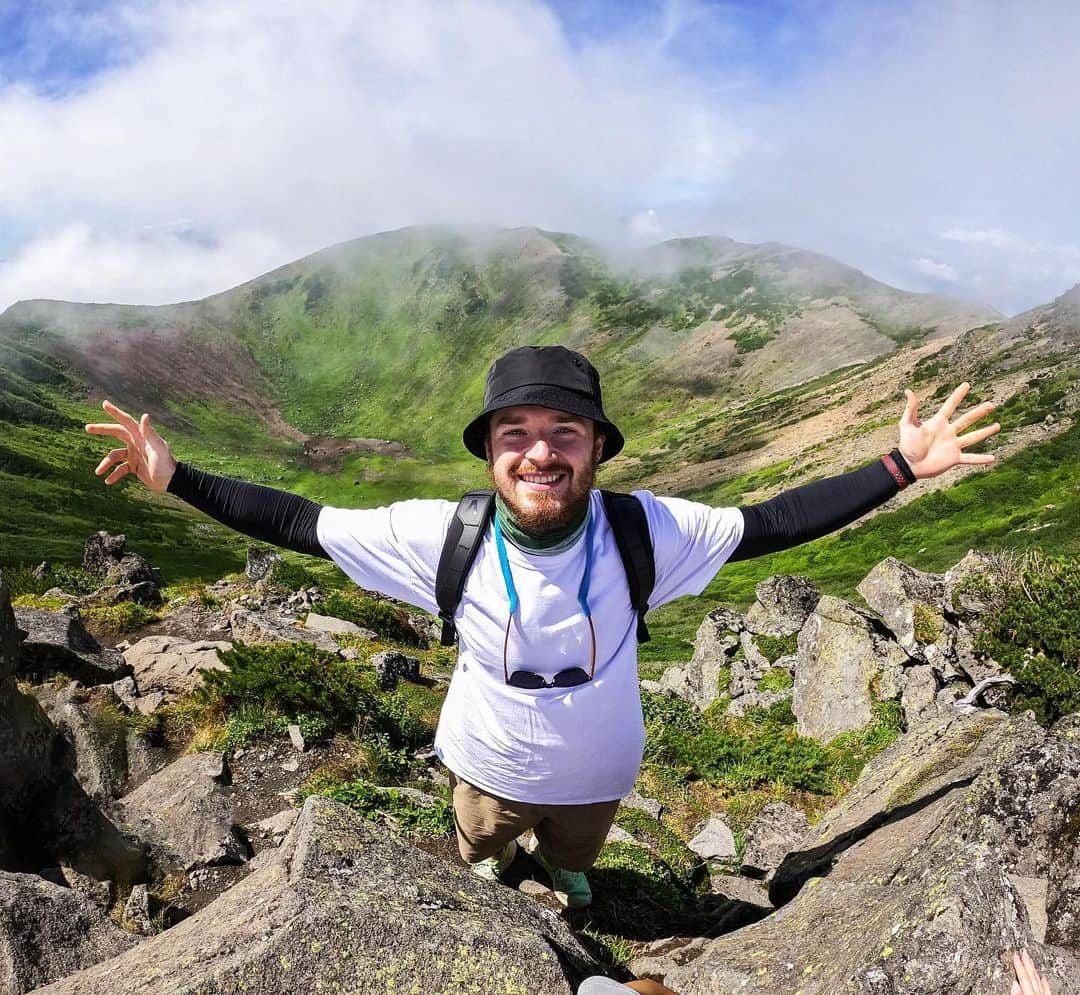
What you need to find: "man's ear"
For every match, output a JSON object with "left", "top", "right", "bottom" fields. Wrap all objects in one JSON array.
[{"left": 593, "top": 431, "right": 606, "bottom": 464}]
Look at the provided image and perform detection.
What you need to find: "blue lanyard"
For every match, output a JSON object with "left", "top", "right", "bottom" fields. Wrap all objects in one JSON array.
[{"left": 493, "top": 510, "right": 595, "bottom": 620}]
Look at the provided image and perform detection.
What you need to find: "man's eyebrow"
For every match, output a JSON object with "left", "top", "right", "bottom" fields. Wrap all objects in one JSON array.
[{"left": 490, "top": 412, "right": 587, "bottom": 427}]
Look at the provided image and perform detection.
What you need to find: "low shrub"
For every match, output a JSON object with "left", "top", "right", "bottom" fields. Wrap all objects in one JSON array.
[
  {"left": 295, "top": 775, "right": 454, "bottom": 838},
  {"left": 320, "top": 589, "right": 423, "bottom": 646},
  {"left": 81, "top": 601, "right": 161, "bottom": 634},
  {"left": 756, "top": 668, "right": 794, "bottom": 692},
  {"left": 198, "top": 642, "right": 431, "bottom": 747},
  {"left": 976, "top": 553, "right": 1080, "bottom": 725},
  {"left": 754, "top": 633, "right": 799, "bottom": 663}
]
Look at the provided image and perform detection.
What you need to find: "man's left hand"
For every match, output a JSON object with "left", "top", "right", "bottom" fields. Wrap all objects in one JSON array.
[{"left": 899, "top": 382, "right": 1000, "bottom": 479}]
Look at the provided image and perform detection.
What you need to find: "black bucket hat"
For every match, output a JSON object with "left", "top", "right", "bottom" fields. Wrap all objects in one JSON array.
[{"left": 463, "top": 346, "right": 625, "bottom": 463}]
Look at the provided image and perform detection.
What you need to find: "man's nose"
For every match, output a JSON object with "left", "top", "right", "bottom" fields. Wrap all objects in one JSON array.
[{"left": 525, "top": 438, "right": 553, "bottom": 462}]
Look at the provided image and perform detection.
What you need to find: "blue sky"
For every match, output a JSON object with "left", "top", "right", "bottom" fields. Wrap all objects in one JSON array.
[{"left": 1, "top": 0, "right": 1078, "bottom": 313}]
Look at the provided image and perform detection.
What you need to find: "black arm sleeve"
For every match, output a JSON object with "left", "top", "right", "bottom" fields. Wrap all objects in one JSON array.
[
  {"left": 728, "top": 451, "right": 915, "bottom": 563},
  {"left": 166, "top": 462, "right": 330, "bottom": 559}
]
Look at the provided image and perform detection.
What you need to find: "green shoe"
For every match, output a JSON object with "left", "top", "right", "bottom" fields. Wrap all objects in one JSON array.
[
  {"left": 470, "top": 839, "right": 517, "bottom": 883},
  {"left": 530, "top": 845, "right": 593, "bottom": 908}
]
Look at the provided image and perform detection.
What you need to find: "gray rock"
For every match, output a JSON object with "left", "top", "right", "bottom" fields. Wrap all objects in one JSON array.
[
  {"left": 33, "top": 682, "right": 131, "bottom": 803},
  {"left": 629, "top": 936, "right": 711, "bottom": 984},
  {"left": 604, "top": 824, "right": 644, "bottom": 847},
  {"left": 744, "top": 575, "right": 821, "bottom": 636},
  {"left": 899, "top": 663, "right": 938, "bottom": 723},
  {"left": 1, "top": 571, "right": 146, "bottom": 887},
  {"left": 688, "top": 818, "right": 736, "bottom": 860},
  {"left": 34, "top": 796, "right": 597, "bottom": 994},
  {"left": 245, "top": 546, "right": 280, "bottom": 582},
  {"left": 250, "top": 808, "right": 299, "bottom": 847},
  {"left": 725, "top": 689, "right": 790, "bottom": 718},
  {"left": 228, "top": 608, "right": 340, "bottom": 652},
  {"left": 371, "top": 650, "right": 422, "bottom": 691},
  {"left": 621, "top": 789, "right": 663, "bottom": 820},
  {"left": 679, "top": 607, "right": 745, "bottom": 710},
  {"left": 83, "top": 531, "right": 128, "bottom": 577},
  {"left": 288, "top": 723, "right": 305, "bottom": 751},
  {"left": 662, "top": 709, "right": 1080, "bottom": 995},
  {"left": 708, "top": 873, "right": 773, "bottom": 911},
  {"left": 856, "top": 556, "right": 948, "bottom": 655},
  {"left": 303, "top": 612, "right": 370, "bottom": 636},
  {"left": 407, "top": 612, "right": 439, "bottom": 648},
  {"left": 0, "top": 870, "right": 139, "bottom": 994},
  {"left": 953, "top": 622, "right": 1004, "bottom": 684},
  {"left": 740, "top": 803, "right": 809, "bottom": 880},
  {"left": 792, "top": 596, "right": 908, "bottom": 742},
  {"left": 114, "top": 752, "right": 249, "bottom": 869},
  {"left": 944, "top": 549, "right": 1003, "bottom": 618},
  {"left": 123, "top": 635, "right": 231, "bottom": 701},
  {"left": 123, "top": 883, "right": 154, "bottom": 935},
  {"left": 14, "top": 606, "right": 131, "bottom": 685},
  {"left": 88, "top": 580, "right": 163, "bottom": 607}
]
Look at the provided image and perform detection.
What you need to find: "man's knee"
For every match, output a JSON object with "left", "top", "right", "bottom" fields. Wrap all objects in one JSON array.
[
  {"left": 534, "top": 799, "right": 619, "bottom": 871},
  {"left": 449, "top": 772, "right": 537, "bottom": 863}
]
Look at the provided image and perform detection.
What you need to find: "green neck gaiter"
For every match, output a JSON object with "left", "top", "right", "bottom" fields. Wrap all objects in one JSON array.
[{"left": 494, "top": 493, "right": 589, "bottom": 554}]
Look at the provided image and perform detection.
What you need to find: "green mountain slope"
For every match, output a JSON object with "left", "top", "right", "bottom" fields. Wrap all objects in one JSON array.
[{"left": 0, "top": 225, "right": 1074, "bottom": 627}]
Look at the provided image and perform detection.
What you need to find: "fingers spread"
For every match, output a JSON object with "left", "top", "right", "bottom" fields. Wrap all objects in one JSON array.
[
  {"left": 957, "top": 423, "right": 1000, "bottom": 447},
  {"left": 102, "top": 400, "right": 142, "bottom": 436},
  {"left": 104, "top": 463, "right": 131, "bottom": 486},
  {"left": 951, "top": 400, "right": 995, "bottom": 432},
  {"left": 901, "top": 389, "right": 919, "bottom": 426},
  {"left": 95, "top": 449, "right": 129, "bottom": 476},
  {"left": 85, "top": 423, "right": 132, "bottom": 443},
  {"left": 940, "top": 382, "right": 971, "bottom": 419}
]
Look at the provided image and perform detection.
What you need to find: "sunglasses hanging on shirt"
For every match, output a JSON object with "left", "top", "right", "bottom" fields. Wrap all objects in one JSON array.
[{"left": 494, "top": 512, "right": 597, "bottom": 689}]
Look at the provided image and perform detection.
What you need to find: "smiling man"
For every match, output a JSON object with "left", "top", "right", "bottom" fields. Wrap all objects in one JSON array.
[{"left": 87, "top": 345, "right": 999, "bottom": 908}]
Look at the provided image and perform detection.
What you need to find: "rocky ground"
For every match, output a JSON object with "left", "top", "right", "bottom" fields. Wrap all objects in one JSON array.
[{"left": 1, "top": 532, "right": 1077, "bottom": 994}]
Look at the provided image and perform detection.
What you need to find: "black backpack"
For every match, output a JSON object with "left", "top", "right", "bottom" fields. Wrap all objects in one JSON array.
[{"left": 435, "top": 490, "right": 655, "bottom": 647}]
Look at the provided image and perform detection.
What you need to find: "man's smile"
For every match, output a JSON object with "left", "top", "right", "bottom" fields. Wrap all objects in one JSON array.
[{"left": 518, "top": 470, "right": 568, "bottom": 491}]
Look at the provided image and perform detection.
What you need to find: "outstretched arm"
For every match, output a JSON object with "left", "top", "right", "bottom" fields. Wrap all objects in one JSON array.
[
  {"left": 86, "top": 400, "right": 329, "bottom": 559},
  {"left": 729, "top": 383, "right": 998, "bottom": 562}
]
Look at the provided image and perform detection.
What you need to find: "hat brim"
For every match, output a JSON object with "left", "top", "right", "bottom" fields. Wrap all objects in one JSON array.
[{"left": 463, "top": 384, "right": 624, "bottom": 463}]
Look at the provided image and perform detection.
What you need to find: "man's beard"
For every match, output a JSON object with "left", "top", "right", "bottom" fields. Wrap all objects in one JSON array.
[{"left": 488, "top": 458, "right": 596, "bottom": 533}]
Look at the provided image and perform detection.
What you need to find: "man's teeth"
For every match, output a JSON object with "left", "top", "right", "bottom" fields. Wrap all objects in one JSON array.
[{"left": 521, "top": 473, "right": 562, "bottom": 483}]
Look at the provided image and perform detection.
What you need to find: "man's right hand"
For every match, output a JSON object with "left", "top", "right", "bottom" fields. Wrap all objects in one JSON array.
[{"left": 85, "top": 400, "right": 178, "bottom": 493}]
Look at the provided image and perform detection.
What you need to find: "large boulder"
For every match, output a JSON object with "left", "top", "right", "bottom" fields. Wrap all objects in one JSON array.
[
  {"left": 1, "top": 571, "right": 145, "bottom": 885},
  {"left": 0, "top": 870, "right": 139, "bottom": 994},
  {"left": 792, "top": 595, "right": 909, "bottom": 742},
  {"left": 14, "top": 606, "right": 130, "bottom": 685},
  {"left": 744, "top": 575, "right": 821, "bottom": 636},
  {"left": 658, "top": 608, "right": 744, "bottom": 711},
  {"left": 113, "top": 752, "right": 249, "bottom": 870},
  {"left": 122, "top": 635, "right": 232, "bottom": 701},
  {"left": 33, "top": 683, "right": 132, "bottom": 803},
  {"left": 856, "top": 557, "right": 952, "bottom": 662},
  {"left": 35, "top": 796, "right": 598, "bottom": 994},
  {"left": 740, "top": 802, "right": 809, "bottom": 880},
  {"left": 660, "top": 709, "right": 1080, "bottom": 994},
  {"left": 83, "top": 532, "right": 164, "bottom": 606}
]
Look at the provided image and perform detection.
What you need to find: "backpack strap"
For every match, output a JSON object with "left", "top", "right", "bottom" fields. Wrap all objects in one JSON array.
[
  {"left": 600, "top": 490, "right": 656, "bottom": 643},
  {"left": 435, "top": 489, "right": 495, "bottom": 646}
]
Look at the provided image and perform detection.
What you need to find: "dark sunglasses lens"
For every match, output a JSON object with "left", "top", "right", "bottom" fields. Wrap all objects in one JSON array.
[
  {"left": 552, "top": 668, "right": 590, "bottom": 688},
  {"left": 508, "top": 670, "right": 548, "bottom": 689}
]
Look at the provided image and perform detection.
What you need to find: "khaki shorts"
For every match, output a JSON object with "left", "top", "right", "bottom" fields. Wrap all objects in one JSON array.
[{"left": 448, "top": 772, "right": 620, "bottom": 872}]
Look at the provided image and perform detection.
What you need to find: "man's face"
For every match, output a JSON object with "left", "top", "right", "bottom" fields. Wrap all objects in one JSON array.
[{"left": 487, "top": 405, "right": 604, "bottom": 532}]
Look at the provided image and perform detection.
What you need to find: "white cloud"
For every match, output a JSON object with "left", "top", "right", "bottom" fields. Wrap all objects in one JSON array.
[
  {"left": 0, "top": 0, "right": 1078, "bottom": 314},
  {"left": 0, "top": 223, "right": 290, "bottom": 306},
  {"left": 912, "top": 257, "right": 960, "bottom": 283},
  {"left": 0, "top": 0, "right": 743, "bottom": 307}
]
